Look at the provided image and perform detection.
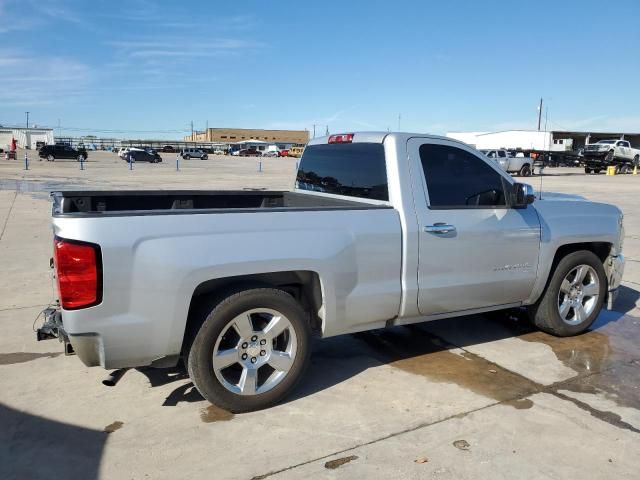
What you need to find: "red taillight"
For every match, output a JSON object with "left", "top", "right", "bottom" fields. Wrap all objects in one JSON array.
[
  {"left": 54, "top": 238, "right": 101, "bottom": 310},
  {"left": 327, "top": 133, "right": 354, "bottom": 144}
]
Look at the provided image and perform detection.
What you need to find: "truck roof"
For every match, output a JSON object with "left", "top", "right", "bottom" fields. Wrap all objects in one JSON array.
[{"left": 307, "top": 131, "right": 469, "bottom": 147}]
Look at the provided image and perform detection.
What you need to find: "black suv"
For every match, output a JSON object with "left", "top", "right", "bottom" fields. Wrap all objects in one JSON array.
[
  {"left": 39, "top": 144, "right": 88, "bottom": 161},
  {"left": 126, "top": 150, "right": 162, "bottom": 163}
]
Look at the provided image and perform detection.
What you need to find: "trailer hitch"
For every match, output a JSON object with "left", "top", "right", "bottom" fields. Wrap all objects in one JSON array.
[{"left": 36, "top": 307, "right": 75, "bottom": 355}]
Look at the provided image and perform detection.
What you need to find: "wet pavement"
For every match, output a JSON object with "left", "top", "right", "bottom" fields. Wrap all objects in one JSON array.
[{"left": 1, "top": 159, "right": 639, "bottom": 479}]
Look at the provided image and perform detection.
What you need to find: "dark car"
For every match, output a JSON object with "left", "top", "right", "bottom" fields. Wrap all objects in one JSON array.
[
  {"left": 162, "top": 145, "right": 175, "bottom": 153},
  {"left": 239, "top": 148, "right": 262, "bottom": 157},
  {"left": 126, "top": 150, "right": 162, "bottom": 163},
  {"left": 39, "top": 144, "right": 88, "bottom": 161}
]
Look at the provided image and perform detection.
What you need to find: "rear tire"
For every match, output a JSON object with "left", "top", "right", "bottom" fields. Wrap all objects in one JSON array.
[
  {"left": 584, "top": 167, "right": 592, "bottom": 174},
  {"left": 527, "top": 250, "right": 606, "bottom": 337},
  {"left": 187, "top": 288, "right": 311, "bottom": 412},
  {"left": 519, "top": 164, "right": 532, "bottom": 177},
  {"left": 184, "top": 154, "right": 190, "bottom": 160},
  {"left": 47, "top": 154, "right": 55, "bottom": 162}
]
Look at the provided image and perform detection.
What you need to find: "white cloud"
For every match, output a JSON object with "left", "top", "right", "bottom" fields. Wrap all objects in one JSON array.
[
  {"left": 0, "top": 0, "right": 83, "bottom": 33},
  {"left": 104, "top": 38, "right": 263, "bottom": 60},
  {"left": 0, "top": 51, "right": 91, "bottom": 106}
]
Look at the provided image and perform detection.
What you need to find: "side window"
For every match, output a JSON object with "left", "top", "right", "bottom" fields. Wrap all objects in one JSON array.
[
  {"left": 419, "top": 144, "right": 508, "bottom": 209},
  {"left": 497, "top": 150, "right": 507, "bottom": 158}
]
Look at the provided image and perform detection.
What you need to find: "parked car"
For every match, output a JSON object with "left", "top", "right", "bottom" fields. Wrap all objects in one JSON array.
[
  {"left": 262, "top": 150, "right": 280, "bottom": 157},
  {"left": 583, "top": 139, "right": 640, "bottom": 174},
  {"left": 239, "top": 148, "right": 262, "bottom": 157},
  {"left": 39, "top": 132, "right": 624, "bottom": 413},
  {"left": 126, "top": 150, "right": 162, "bottom": 163},
  {"left": 288, "top": 146, "right": 305, "bottom": 158},
  {"left": 39, "top": 144, "right": 88, "bottom": 162},
  {"left": 162, "top": 145, "right": 175, "bottom": 153},
  {"left": 481, "top": 149, "right": 533, "bottom": 176},
  {"left": 230, "top": 150, "right": 240, "bottom": 156},
  {"left": 280, "top": 149, "right": 289, "bottom": 157},
  {"left": 213, "top": 149, "right": 225, "bottom": 155},
  {"left": 181, "top": 148, "right": 208, "bottom": 160},
  {"left": 118, "top": 147, "right": 145, "bottom": 159}
]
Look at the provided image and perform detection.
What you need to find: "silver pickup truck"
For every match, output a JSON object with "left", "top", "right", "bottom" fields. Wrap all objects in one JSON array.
[
  {"left": 480, "top": 149, "right": 533, "bottom": 176},
  {"left": 39, "top": 132, "right": 625, "bottom": 412}
]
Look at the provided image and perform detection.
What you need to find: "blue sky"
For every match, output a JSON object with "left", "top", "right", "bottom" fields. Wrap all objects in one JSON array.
[{"left": 1, "top": 0, "right": 639, "bottom": 139}]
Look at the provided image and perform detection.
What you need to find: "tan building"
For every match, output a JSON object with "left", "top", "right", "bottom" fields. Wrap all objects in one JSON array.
[{"left": 185, "top": 128, "right": 309, "bottom": 145}]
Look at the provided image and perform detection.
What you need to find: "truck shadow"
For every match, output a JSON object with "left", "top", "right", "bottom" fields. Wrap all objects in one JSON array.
[
  {"left": 289, "top": 298, "right": 638, "bottom": 404},
  {"left": 142, "top": 286, "right": 639, "bottom": 409},
  {"left": 0, "top": 402, "right": 107, "bottom": 480}
]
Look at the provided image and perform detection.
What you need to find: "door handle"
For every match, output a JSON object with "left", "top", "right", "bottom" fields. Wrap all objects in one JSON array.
[{"left": 424, "top": 223, "right": 456, "bottom": 234}]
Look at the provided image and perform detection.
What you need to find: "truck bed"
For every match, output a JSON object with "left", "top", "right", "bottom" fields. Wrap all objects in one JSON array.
[{"left": 52, "top": 190, "right": 386, "bottom": 216}]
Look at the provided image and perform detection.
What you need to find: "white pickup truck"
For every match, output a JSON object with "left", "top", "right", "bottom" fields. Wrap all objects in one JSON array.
[
  {"left": 39, "top": 132, "right": 625, "bottom": 412},
  {"left": 480, "top": 149, "right": 533, "bottom": 176},
  {"left": 583, "top": 139, "right": 640, "bottom": 174}
]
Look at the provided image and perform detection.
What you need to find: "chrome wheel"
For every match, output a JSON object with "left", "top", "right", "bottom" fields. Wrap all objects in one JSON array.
[
  {"left": 212, "top": 308, "right": 297, "bottom": 396},
  {"left": 558, "top": 265, "right": 600, "bottom": 325}
]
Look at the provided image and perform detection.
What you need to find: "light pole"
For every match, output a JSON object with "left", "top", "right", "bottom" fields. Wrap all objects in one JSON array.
[{"left": 25, "top": 112, "right": 29, "bottom": 129}]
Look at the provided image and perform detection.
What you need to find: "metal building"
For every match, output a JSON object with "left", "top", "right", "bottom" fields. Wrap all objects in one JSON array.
[{"left": 0, "top": 126, "right": 54, "bottom": 149}]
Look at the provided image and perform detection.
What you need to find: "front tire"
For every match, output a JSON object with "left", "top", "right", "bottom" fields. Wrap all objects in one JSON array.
[
  {"left": 184, "top": 155, "right": 190, "bottom": 160},
  {"left": 187, "top": 288, "right": 311, "bottom": 412},
  {"left": 47, "top": 154, "right": 55, "bottom": 161},
  {"left": 585, "top": 167, "right": 592, "bottom": 174},
  {"left": 528, "top": 250, "right": 606, "bottom": 336}
]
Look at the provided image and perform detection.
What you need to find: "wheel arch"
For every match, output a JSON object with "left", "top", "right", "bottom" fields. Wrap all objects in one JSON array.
[
  {"left": 181, "top": 270, "right": 324, "bottom": 357},
  {"left": 529, "top": 241, "right": 612, "bottom": 305}
]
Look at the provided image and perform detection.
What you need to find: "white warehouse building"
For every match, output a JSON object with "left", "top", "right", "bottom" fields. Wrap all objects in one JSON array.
[
  {"left": 0, "top": 126, "right": 55, "bottom": 150},
  {"left": 447, "top": 129, "right": 640, "bottom": 153}
]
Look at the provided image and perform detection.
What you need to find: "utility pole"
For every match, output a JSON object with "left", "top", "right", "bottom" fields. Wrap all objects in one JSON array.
[
  {"left": 313, "top": 124, "right": 316, "bottom": 138},
  {"left": 537, "top": 98, "right": 543, "bottom": 131},
  {"left": 398, "top": 113, "right": 401, "bottom": 131},
  {"left": 325, "top": 125, "right": 329, "bottom": 135},
  {"left": 25, "top": 112, "right": 29, "bottom": 129},
  {"left": 190, "top": 120, "right": 194, "bottom": 141}
]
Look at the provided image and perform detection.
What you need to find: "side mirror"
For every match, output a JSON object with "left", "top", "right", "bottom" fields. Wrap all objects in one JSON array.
[{"left": 513, "top": 183, "right": 535, "bottom": 208}]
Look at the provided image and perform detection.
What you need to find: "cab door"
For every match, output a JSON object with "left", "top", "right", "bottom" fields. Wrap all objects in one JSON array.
[
  {"left": 617, "top": 141, "right": 630, "bottom": 160},
  {"left": 408, "top": 138, "right": 541, "bottom": 316}
]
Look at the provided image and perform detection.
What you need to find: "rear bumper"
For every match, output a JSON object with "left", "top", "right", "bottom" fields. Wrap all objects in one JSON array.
[
  {"left": 69, "top": 333, "right": 103, "bottom": 367},
  {"left": 36, "top": 307, "right": 104, "bottom": 367},
  {"left": 605, "top": 254, "right": 624, "bottom": 310}
]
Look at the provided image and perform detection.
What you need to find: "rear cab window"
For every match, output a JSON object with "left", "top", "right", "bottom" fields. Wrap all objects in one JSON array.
[{"left": 296, "top": 143, "right": 388, "bottom": 201}]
